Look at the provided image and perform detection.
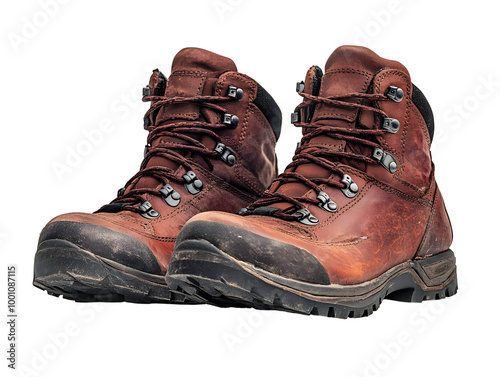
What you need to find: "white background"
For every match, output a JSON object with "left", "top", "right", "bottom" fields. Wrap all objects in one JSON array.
[{"left": 1, "top": 1, "right": 498, "bottom": 376}]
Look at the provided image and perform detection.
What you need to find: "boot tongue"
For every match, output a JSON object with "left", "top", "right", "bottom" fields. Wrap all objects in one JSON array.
[
  {"left": 158, "top": 47, "right": 237, "bottom": 122},
  {"left": 133, "top": 48, "right": 237, "bottom": 191},
  {"left": 170, "top": 47, "right": 237, "bottom": 77},
  {"left": 305, "top": 46, "right": 407, "bottom": 159},
  {"left": 324, "top": 45, "right": 408, "bottom": 81},
  {"left": 314, "top": 45, "right": 408, "bottom": 121},
  {"left": 274, "top": 46, "right": 407, "bottom": 210}
]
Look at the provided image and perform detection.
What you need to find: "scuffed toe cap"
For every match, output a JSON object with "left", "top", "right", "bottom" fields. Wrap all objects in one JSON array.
[
  {"left": 175, "top": 219, "right": 330, "bottom": 285},
  {"left": 39, "top": 218, "right": 162, "bottom": 275}
]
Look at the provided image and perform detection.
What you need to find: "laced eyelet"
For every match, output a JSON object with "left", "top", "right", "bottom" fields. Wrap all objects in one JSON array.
[
  {"left": 291, "top": 112, "right": 300, "bottom": 124},
  {"left": 144, "top": 144, "right": 150, "bottom": 157},
  {"left": 183, "top": 171, "right": 203, "bottom": 194},
  {"left": 214, "top": 142, "right": 237, "bottom": 166},
  {"left": 138, "top": 201, "right": 160, "bottom": 219},
  {"left": 317, "top": 191, "right": 338, "bottom": 213},
  {"left": 223, "top": 113, "right": 239, "bottom": 128},
  {"left": 385, "top": 85, "right": 404, "bottom": 102},
  {"left": 296, "top": 81, "right": 305, "bottom": 93},
  {"left": 293, "top": 208, "right": 319, "bottom": 226},
  {"left": 382, "top": 117, "right": 400, "bottom": 133},
  {"left": 160, "top": 184, "right": 181, "bottom": 207},
  {"left": 237, "top": 208, "right": 249, "bottom": 215},
  {"left": 227, "top": 86, "right": 244, "bottom": 100},
  {"left": 341, "top": 174, "right": 359, "bottom": 198},
  {"left": 372, "top": 148, "right": 398, "bottom": 174},
  {"left": 143, "top": 117, "right": 150, "bottom": 129},
  {"left": 143, "top": 86, "right": 151, "bottom": 98}
]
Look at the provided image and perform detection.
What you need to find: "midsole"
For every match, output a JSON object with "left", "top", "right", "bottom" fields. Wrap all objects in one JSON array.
[
  {"left": 99, "top": 256, "right": 166, "bottom": 285},
  {"left": 171, "top": 240, "right": 456, "bottom": 302},
  {"left": 251, "top": 249, "right": 456, "bottom": 298}
]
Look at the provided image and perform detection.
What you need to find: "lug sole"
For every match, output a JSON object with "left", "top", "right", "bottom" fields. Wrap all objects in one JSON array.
[
  {"left": 33, "top": 239, "right": 199, "bottom": 304},
  {"left": 166, "top": 240, "right": 457, "bottom": 318}
]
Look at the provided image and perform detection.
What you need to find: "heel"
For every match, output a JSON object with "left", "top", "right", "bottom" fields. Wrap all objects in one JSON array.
[{"left": 387, "top": 249, "right": 458, "bottom": 303}]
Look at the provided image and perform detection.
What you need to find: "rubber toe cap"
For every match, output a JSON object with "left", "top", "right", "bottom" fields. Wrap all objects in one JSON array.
[
  {"left": 38, "top": 219, "right": 162, "bottom": 275},
  {"left": 175, "top": 219, "right": 330, "bottom": 285}
]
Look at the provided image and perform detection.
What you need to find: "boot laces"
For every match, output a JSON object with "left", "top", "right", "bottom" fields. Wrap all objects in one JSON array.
[
  {"left": 99, "top": 93, "right": 236, "bottom": 214},
  {"left": 241, "top": 91, "right": 392, "bottom": 221}
]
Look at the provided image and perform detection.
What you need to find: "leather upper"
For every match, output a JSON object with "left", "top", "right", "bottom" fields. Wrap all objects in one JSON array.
[
  {"left": 174, "top": 46, "right": 453, "bottom": 285},
  {"left": 42, "top": 48, "right": 281, "bottom": 274}
]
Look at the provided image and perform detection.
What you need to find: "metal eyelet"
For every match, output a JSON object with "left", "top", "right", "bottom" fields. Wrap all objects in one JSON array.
[
  {"left": 385, "top": 85, "right": 404, "bottom": 102},
  {"left": 183, "top": 171, "right": 203, "bottom": 195},
  {"left": 382, "top": 117, "right": 400, "bottom": 133},
  {"left": 237, "top": 208, "right": 249, "bottom": 215},
  {"left": 227, "top": 85, "right": 244, "bottom": 100},
  {"left": 159, "top": 184, "right": 181, "bottom": 207},
  {"left": 291, "top": 112, "right": 300, "bottom": 124},
  {"left": 144, "top": 144, "right": 150, "bottom": 157},
  {"left": 214, "top": 142, "right": 237, "bottom": 166},
  {"left": 296, "top": 81, "right": 305, "bottom": 93},
  {"left": 293, "top": 208, "right": 319, "bottom": 226},
  {"left": 142, "top": 86, "right": 151, "bottom": 98},
  {"left": 372, "top": 148, "right": 398, "bottom": 174},
  {"left": 143, "top": 117, "right": 150, "bottom": 129},
  {"left": 138, "top": 201, "right": 160, "bottom": 219},
  {"left": 223, "top": 113, "right": 239, "bottom": 128},
  {"left": 340, "top": 174, "right": 359, "bottom": 198},
  {"left": 317, "top": 191, "right": 338, "bottom": 213}
]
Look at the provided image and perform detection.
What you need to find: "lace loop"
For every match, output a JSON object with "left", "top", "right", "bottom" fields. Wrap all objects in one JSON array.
[
  {"left": 100, "top": 93, "right": 236, "bottom": 214},
  {"left": 242, "top": 90, "right": 394, "bottom": 219}
]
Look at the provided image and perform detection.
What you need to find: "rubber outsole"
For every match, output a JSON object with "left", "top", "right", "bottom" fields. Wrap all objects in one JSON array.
[
  {"left": 166, "top": 240, "right": 458, "bottom": 318},
  {"left": 33, "top": 239, "right": 199, "bottom": 304}
]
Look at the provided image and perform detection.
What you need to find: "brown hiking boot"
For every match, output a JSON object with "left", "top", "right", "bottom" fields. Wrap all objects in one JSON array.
[
  {"left": 166, "top": 46, "right": 457, "bottom": 317},
  {"left": 33, "top": 48, "right": 281, "bottom": 303}
]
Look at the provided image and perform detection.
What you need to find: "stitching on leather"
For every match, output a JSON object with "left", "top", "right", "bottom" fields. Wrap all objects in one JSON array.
[
  {"left": 162, "top": 71, "right": 205, "bottom": 119},
  {"left": 411, "top": 102, "right": 431, "bottom": 147},
  {"left": 316, "top": 180, "right": 372, "bottom": 230},
  {"left": 320, "top": 236, "right": 368, "bottom": 247},
  {"left": 415, "top": 181, "right": 438, "bottom": 256},
  {"left": 373, "top": 70, "right": 410, "bottom": 172},
  {"left": 215, "top": 72, "right": 271, "bottom": 195},
  {"left": 373, "top": 70, "right": 430, "bottom": 196},
  {"left": 371, "top": 179, "right": 432, "bottom": 207},
  {"left": 316, "top": 69, "right": 372, "bottom": 122},
  {"left": 170, "top": 70, "right": 207, "bottom": 77},
  {"left": 259, "top": 220, "right": 319, "bottom": 242},
  {"left": 343, "top": 165, "right": 432, "bottom": 207},
  {"left": 162, "top": 112, "right": 198, "bottom": 119}
]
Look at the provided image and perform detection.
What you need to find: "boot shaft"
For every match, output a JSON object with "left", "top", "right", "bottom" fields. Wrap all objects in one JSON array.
[
  {"left": 164, "top": 46, "right": 458, "bottom": 318},
  {"left": 142, "top": 48, "right": 281, "bottom": 197},
  {"left": 240, "top": 45, "right": 453, "bottom": 276},
  {"left": 291, "top": 45, "right": 435, "bottom": 197}
]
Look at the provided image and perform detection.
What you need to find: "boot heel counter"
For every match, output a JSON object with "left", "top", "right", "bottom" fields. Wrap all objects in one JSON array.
[{"left": 416, "top": 185, "right": 453, "bottom": 258}]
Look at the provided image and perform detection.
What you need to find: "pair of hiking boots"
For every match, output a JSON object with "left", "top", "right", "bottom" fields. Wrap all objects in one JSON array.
[{"left": 33, "top": 45, "right": 457, "bottom": 318}]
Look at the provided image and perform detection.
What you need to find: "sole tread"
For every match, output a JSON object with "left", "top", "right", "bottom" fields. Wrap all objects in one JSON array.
[
  {"left": 33, "top": 242, "right": 199, "bottom": 304},
  {"left": 166, "top": 245, "right": 458, "bottom": 319}
]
